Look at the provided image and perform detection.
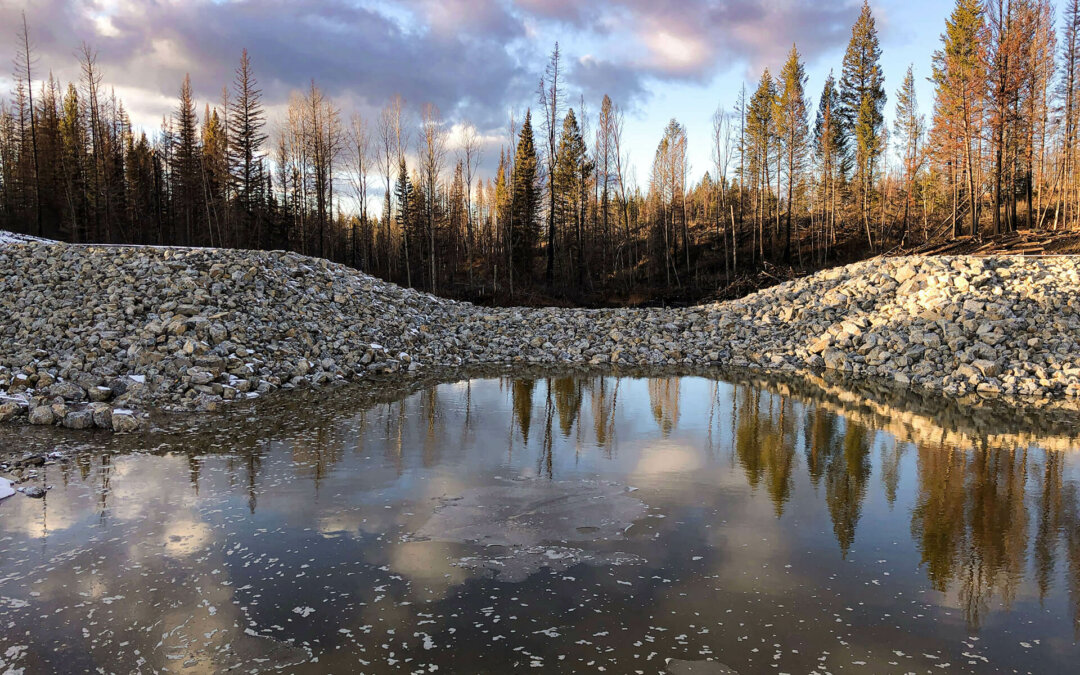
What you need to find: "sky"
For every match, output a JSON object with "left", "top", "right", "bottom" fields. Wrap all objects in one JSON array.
[{"left": 0, "top": 0, "right": 958, "bottom": 198}]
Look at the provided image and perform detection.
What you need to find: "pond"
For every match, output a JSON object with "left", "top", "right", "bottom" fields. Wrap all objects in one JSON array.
[{"left": 1, "top": 371, "right": 1079, "bottom": 673}]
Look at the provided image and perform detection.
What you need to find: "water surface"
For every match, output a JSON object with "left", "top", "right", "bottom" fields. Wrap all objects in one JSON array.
[{"left": 2, "top": 373, "right": 1079, "bottom": 673}]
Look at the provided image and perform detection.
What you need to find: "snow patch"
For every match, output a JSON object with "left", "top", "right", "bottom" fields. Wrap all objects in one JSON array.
[
  {"left": 0, "top": 229, "right": 53, "bottom": 246},
  {"left": 0, "top": 478, "right": 14, "bottom": 501}
]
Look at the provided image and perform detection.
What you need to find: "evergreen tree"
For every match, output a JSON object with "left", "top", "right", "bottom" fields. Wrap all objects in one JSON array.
[
  {"left": 510, "top": 110, "right": 539, "bottom": 283},
  {"left": 124, "top": 130, "right": 156, "bottom": 243},
  {"left": 813, "top": 71, "right": 844, "bottom": 260},
  {"left": 57, "top": 83, "right": 86, "bottom": 241},
  {"left": 172, "top": 74, "right": 202, "bottom": 245},
  {"left": 893, "top": 65, "right": 924, "bottom": 242},
  {"left": 202, "top": 106, "right": 229, "bottom": 245},
  {"left": 393, "top": 156, "right": 416, "bottom": 285},
  {"left": 930, "top": 0, "right": 986, "bottom": 237},
  {"left": 748, "top": 69, "right": 777, "bottom": 260},
  {"left": 840, "top": 0, "right": 887, "bottom": 245},
  {"left": 554, "top": 108, "right": 592, "bottom": 282},
  {"left": 777, "top": 44, "right": 809, "bottom": 262},
  {"left": 229, "top": 49, "right": 267, "bottom": 245},
  {"left": 596, "top": 94, "right": 616, "bottom": 272}
]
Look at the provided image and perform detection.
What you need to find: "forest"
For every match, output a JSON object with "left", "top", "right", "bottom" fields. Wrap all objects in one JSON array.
[{"left": 0, "top": 0, "right": 1076, "bottom": 305}]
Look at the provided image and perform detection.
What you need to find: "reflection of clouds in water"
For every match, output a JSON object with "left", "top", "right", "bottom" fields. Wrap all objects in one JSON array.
[
  {"left": 701, "top": 516, "right": 796, "bottom": 593},
  {"left": 108, "top": 455, "right": 201, "bottom": 522},
  {"left": 0, "top": 493, "right": 81, "bottom": 539},
  {"left": 162, "top": 519, "right": 214, "bottom": 558},
  {"left": 3, "top": 375, "right": 1080, "bottom": 673},
  {"left": 633, "top": 440, "right": 705, "bottom": 476},
  {"left": 316, "top": 474, "right": 469, "bottom": 538},
  {"left": 0, "top": 458, "right": 309, "bottom": 671},
  {"left": 389, "top": 541, "right": 470, "bottom": 596}
]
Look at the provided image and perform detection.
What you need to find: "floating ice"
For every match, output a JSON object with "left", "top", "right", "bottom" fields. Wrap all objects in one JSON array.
[{"left": 410, "top": 479, "right": 648, "bottom": 581}]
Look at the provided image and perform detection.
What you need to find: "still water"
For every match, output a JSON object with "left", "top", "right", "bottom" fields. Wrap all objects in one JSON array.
[{"left": 2, "top": 372, "right": 1080, "bottom": 674}]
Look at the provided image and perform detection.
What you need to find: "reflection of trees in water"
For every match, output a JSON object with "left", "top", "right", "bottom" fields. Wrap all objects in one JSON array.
[
  {"left": 1033, "top": 452, "right": 1065, "bottom": 602},
  {"left": 735, "top": 388, "right": 797, "bottom": 516},
  {"left": 825, "top": 420, "right": 872, "bottom": 557},
  {"left": 421, "top": 387, "right": 442, "bottom": 468},
  {"left": 804, "top": 406, "right": 837, "bottom": 486},
  {"left": 352, "top": 374, "right": 1080, "bottom": 634},
  {"left": 910, "top": 445, "right": 1038, "bottom": 629},
  {"left": 512, "top": 379, "right": 535, "bottom": 444},
  {"left": 553, "top": 377, "right": 583, "bottom": 437},
  {"left": 879, "top": 437, "right": 906, "bottom": 507},
  {"left": 589, "top": 377, "right": 619, "bottom": 455},
  {"left": 540, "top": 381, "right": 556, "bottom": 478},
  {"left": 129, "top": 373, "right": 1080, "bottom": 634},
  {"left": 189, "top": 454, "right": 201, "bottom": 494},
  {"left": 648, "top": 378, "right": 681, "bottom": 436},
  {"left": 223, "top": 452, "right": 262, "bottom": 514},
  {"left": 291, "top": 425, "right": 344, "bottom": 486},
  {"left": 801, "top": 406, "right": 872, "bottom": 556},
  {"left": 1069, "top": 488, "right": 1080, "bottom": 638}
]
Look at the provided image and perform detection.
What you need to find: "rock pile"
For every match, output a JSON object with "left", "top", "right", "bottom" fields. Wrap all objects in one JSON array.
[{"left": 1, "top": 241, "right": 1077, "bottom": 431}]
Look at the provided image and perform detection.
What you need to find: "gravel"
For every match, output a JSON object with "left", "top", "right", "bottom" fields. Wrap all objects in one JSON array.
[{"left": 1, "top": 241, "right": 1078, "bottom": 431}]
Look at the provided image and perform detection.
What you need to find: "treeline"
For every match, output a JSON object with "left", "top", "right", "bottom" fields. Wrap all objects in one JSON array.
[{"left": 2, "top": 1, "right": 1080, "bottom": 305}]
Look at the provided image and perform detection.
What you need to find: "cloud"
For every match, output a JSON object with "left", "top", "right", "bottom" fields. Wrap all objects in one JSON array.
[
  {"left": 523, "top": 0, "right": 861, "bottom": 87},
  {"left": 0, "top": 0, "right": 865, "bottom": 172},
  {"left": 0, "top": 0, "right": 532, "bottom": 132},
  {"left": 519, "top": 0, "right": 862, "bottom": 114},
  {"left": 570, "top": 55, "right": 650, "bottom": 111}
]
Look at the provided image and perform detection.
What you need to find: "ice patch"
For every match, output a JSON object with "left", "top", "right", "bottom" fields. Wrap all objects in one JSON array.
[
  {"left": 410, "top": 479, "right": 648, "bottom": 582},
  {"left": 0, "top": 478, "right": 15, "bottom": 501}
]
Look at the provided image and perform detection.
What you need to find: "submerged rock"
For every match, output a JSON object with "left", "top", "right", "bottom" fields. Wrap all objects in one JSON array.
[
  {"left": 20, "top": 485, "right": 46, "bottom": 499},
  {"left": 110, "top": 410, "right": 140, "bottom": 433}
]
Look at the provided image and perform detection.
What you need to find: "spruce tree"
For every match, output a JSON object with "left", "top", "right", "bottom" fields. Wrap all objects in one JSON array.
[
  {"left": 202, "top": 106, "right": 228, "bottom": 245},
  {"left": 58, "top": 83, "right": 86, "bottom": 241},
  {"left": 814, "top": 71, "right": 844, "bottom": 260},
  {"left": 839, "top": 0, "right": 886, "bottom": 244},
  {"left": 554, "top": 108, "right": 590, "bottom": 280},
  {"left": 229, "top": 49, "right": 267, "bottom": 244},
  {"left": 510, "top": 110, "right": 539, "bottom": 283},
  {"left": 893, "top": 65, "right": 924, "bottom": 242},
  {"left": 777, "top": 44, "right": 809, "bottom": 262},
  {"left": 393, "top": 156, "right": 416, "bottom": 286},
  {"left": 172, "top": 74, "right": 202, "bottom": 245},
  {"left": 931, "top": 0, "right": 986, "bottom": 236},
  {"left": 748, "top": 70, "right": 777, "bottom": 260}
]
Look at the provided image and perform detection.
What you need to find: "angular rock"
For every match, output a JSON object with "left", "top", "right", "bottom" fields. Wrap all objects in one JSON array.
[
  {"left": 28, "top": 406, "right": 55, "bottom": 425},
  {"left": 62, "top": 410, "right": 95, "bottom": 430},
  {"left": 110, "top": 411, "right": 140, "bottom": 433},
  {"left": 0, "top": 402, "right": 22, "bottom": 423}
]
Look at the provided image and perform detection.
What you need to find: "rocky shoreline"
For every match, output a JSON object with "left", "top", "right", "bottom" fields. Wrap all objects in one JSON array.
[{"left": 1, "top": 241, "right": 1078, "bottom": 432}]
